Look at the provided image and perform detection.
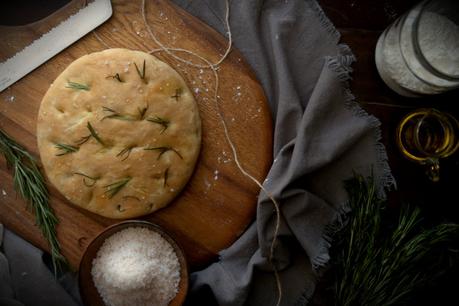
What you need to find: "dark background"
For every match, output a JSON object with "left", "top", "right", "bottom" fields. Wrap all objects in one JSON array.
[
  {"left": 1, "top": 0, "right": 458, "bottom": 305},
  {"left": 314, "top": 1, "right": 459, "bottom": 305}
]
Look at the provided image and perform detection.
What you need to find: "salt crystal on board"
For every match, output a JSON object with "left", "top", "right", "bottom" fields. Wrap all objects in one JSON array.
[
  {"left": 4, "top": 95, "right": 15, "bottom": 103},
  {"left": 1, "top": 190, "right": 6, "bottom": 196}
]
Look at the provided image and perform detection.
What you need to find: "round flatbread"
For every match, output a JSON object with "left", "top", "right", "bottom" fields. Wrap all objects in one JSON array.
[{"left": 37, "top": 48, "right": 201, "bottom": 219}]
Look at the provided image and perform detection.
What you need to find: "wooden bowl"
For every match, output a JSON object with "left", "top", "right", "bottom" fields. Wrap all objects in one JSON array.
[{"left": 79, "top": 220, "right": 189, "bottom": 306}]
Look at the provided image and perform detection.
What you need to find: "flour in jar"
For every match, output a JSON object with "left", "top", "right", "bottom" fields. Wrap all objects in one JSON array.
[
  {"left": 417, "top": 11, "right": 459, "bottom": 77},
  {"left": 375, "top": 2, "right": 459, "bottom": 96}
]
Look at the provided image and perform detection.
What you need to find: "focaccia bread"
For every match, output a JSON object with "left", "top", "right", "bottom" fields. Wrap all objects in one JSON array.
[{"left": 37, "top": 48, "right": 201, "bottom": 219}]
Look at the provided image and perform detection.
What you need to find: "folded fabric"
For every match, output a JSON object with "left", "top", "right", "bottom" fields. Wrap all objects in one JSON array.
[{"left": 0, "top": 224, "right": 81, "bottom": 306}]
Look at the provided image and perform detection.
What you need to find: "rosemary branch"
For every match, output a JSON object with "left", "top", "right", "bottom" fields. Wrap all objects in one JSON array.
[
  {"left": 66, "top": 81, "right": 90, "bottom": 91},
  {"left": 134, "top": 60, "right": 147, "bottom": 83},
  {"left": 146, "top": 116, "right": 169, "bottom": 133},
  {"left": 333, "top": 174, "right": 459, "bottom": 306},
  {"left": 104, "top": 177, "right": 131, "bottom": 199},
  {"left": 55, "top": 143, "right": 79, "bottom": 156},
  {"left": 144, "top": 146, "right": 183, "bottom": 160},
  {"left": 0, "top": 129, "right": 66, "bottom": 273}
]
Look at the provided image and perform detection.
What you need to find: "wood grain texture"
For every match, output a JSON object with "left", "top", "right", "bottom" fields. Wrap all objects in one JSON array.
[{"left": 0, "top": 0, "right": 273, "bottom": 270}]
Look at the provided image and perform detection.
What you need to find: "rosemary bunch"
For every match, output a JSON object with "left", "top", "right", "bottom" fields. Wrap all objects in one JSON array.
[
  {"left": 0, "top": 129, "right": 66, "bottom": 273},
  {"left": 333, "top": 175, "right": 459, "bottom": 306}
]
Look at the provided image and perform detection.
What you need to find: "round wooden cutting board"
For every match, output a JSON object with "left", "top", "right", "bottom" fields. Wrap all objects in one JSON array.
[{"left": 0, "top": 0, "right": 272, "bottom": 270}]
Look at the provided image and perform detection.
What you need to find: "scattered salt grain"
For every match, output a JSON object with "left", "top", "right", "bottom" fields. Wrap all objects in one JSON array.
[
  {"left": 1, "top": 190, "right": 6, "bottom": 196},
  {"left": 194, "top": 88, "right": 200, "bottom": 94},
  {"left": 204, "top": 178, "right": 212, "bottom": 193},
  {"left": 4, "top": 95, "right": 15, "bottom": 103},
  {"left": 91, "top": 227, "right": 180, "bottom": 306}
]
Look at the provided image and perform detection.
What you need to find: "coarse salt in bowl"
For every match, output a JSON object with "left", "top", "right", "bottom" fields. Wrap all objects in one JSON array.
[{"left": 79, "top": 221, "right": 188, "bottom": 306}]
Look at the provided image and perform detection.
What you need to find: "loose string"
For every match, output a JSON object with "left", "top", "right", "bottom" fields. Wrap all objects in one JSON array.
[
  {"left": 141, "top": 0, "right": 232, "bottom": 69},
  {"left": 94, "top": 1, "right": 282, "bottom": 304}
]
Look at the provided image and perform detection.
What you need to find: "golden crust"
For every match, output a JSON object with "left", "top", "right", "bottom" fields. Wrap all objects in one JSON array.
[{"left": 37, "top": 49, "right": 201, "bottom": 219}]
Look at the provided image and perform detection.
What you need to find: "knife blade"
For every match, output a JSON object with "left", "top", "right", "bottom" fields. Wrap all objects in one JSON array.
[{"left": 0, "top": 0, "right": 112, "bottom": 92}]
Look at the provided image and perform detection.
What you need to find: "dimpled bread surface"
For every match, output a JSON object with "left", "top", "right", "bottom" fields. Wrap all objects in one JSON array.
[{"left": 37, "top": 48, "right": 201, "bottom": 219}]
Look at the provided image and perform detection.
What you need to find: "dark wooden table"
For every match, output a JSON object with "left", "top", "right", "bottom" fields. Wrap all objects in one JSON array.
[
  {"left": 1, "top": 0, "right": 458, "bottom": 305},
  {"left": 312, "top": 1, "right": 459, "bottom": 305}
]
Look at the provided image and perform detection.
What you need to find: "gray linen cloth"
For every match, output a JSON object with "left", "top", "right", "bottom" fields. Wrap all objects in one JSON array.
[
  {"left": 172, "top": 0, "right": 393, "bottom": 305},
  {"left": 0, "top": 0, "right": 393, "bottom": 305}
]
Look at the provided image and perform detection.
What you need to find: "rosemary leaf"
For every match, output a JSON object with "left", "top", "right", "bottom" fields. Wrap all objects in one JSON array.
[
  {"left": 66, "top": 81, "right": 90, "bottom": 91},
  {"left": 104, "top": 177, "right": 131, "bottom": 199},
  {"left": 146, "top": 116, "right": 169, "bottom": 134},
  {"left": 102, "top": 107, "right": 134, "bottom": 121},
  {"left": 143, "top": 146, "right": 182, "bottom": 160},
  {"left": 134, "top": 60, "right": 147, "bottom": 83},
  {"left": 138, "top": 106, "right": 148, "bottom": 120},
  {"left": 73, "top": 172, "right": 100, "bottom": 187},
  {"left": 55, "top": 143, "right": 79, "bottom": 156},
  {"left": 106, "top": 73, "right": 124, "bottom": 83},
  {"left": 75, "top": 135, "right": 91, "bottom": 146},
  {"left": 87, "top": 122, "right": 105, "bottom": 146},
  {"left": 116, "top": 146, "right": 134, "bottom": 161},
  {"left": 0, "top": 129, "right": 66, "bottom": 274}
]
